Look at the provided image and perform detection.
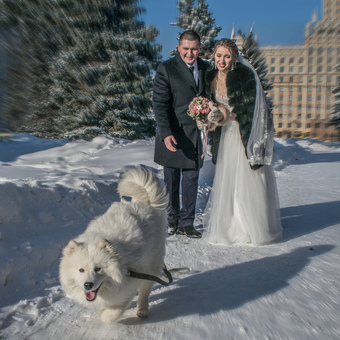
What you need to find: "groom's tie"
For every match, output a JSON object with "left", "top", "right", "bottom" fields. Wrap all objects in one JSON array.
[{"left": 189, "top": 66, "right": 198, "bottom": 87}]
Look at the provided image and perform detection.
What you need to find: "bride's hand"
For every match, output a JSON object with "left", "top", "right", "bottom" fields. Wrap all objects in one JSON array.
[
  {"left": 208, "top": 101, "right": 216, "bottom": 111},
  {"left": 208, "top": 107, "right": 223, "bottom": 123},
  {"left": 196, "top": 120, "right": 205, "bottom": 130},
  {"left": 208, "top": 105, "right": 229, "bottom": 125}
]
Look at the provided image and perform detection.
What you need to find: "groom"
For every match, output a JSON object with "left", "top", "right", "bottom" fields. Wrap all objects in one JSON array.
[{"left": 153, "top": 30, "right": 209, "bottom": 238}]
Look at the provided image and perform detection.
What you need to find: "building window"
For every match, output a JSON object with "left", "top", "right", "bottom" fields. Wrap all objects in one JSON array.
[
  {"left": 309, "top": 57, "right": 313, "bottom": 63},
  {"left": 317, "top": 95, "right": 321, "bottom": 101},
  {"left": 280, "top": 57, "right": 285, "bottom": 63},
  {"left": 307, "top": 123, "right": 311, "bottom": 128},
  {"left": 316, "top": 114, "right": 321, "bottom": 119},
  {"left": 299, "top": 57, "right": 304, "bottom": 63},
  {"left": 299, "top": 76, "right": 303, "bottom": 82},
  {"left": 297, "top": 123, "right": 302, "bottom": 128},
  {"left": 280, "top": 76, "right": 284, "bottom": 82},
  {"left": 280, "top": 66, "right": 284, "bottom": 73},
  {"left": 327, "top": 65, "right": 333, "bottom": 72},
  {"left": 309, "top": 47, "right": 314, "bottom": 54},
  {"left": 298, "top": 86, "right": 302, "bottom": 92},
  {"left": 327, "top": 86, "right": 332, "bottom": 92},
  {"left": 327, "top": 95, "right": 331, "bottom": 101},
  {"left": 318, "top": 57, "right": 323, "bottom": 63},
  {"left": 271, "top": 67, "right": 275, "bottom": 72},
  {"left": 289, "top": 86, "right": 293, "bottom": 92},
  {"left": 289, "top": 57, "right": 294, "bottom": 63},
  {"left": 328, "top": 57, "right": 333, "bottom": 63},
  {"left": 309, "top": 66, "right": 313, "bottom": 72},
  {"left": 318, "top": 66, "right": 322, "bottom": 72},
  {"left": 307, "top": 104, "right": 312, "bottom": 110},
  {"left": 298, "top": 114, "right": 302, "bottom": 119},
  {"left": 288, "top": 104, "right": 292, "bottom": 111},
  {"left": 318, "top": 47, "right": 323, "bottom": 54},
  {"left": 308, "top": 95, "right": 312, "bottom": 101},
  {"left": 271, "top": 77, "right": 275, "bottom": 82},
  {"left": 307, "top": 114, "right": 311, "bottom": 119},
  {"left": 279, "top": 104, "right": 283, "bottom": 110},
  {"left": 279, "top": 95, "right": 283, "bottom": 101},
  {"left": 288, "top": 122, "right": 292, "bottom": 128},
  {"left": 298, "top": 95, "right": 302, "bottom": 101},
  {"left": 279, "top": 114, "right": 283, "bottom": 119},
  {"left": 328, "top": 47, "right": 333, "bottom": 55},
  {"left": 288, "top": 113, "right": 292, "bottom": 119},
  {"left": 317, "top": 86, "right": 321, "bottom": 92},
  {"left": 308, "top": 86, "right": 312, "bottom": 91},
  {"left": 278, "top": 122, "right": 283, "bottom": 128},
  {"left": 318, "top": 76, "right": 322, "bottom": 82},
  {"left": 289, "top": 76, "right": 294, "bottom": 82},
  {"left": 298, "top": 104, "right": 302, "bottom": 109},
  {"left": 316, "top": 105, "right": 321, "bottom": 110},
  {"left": 308, "top": 76, "right": 313, "bottom": 82},
  {"left": 289, "top": 66, "right": 294, "bottom": 72},
  {"left": 289, "top": 95, "right": 293, "bottom": 101},
  {"left": 271, "top": 58, "right": 275, "bottom": 64},
  {"left": 280, "top": 86, "right": 284, "bottom": 92},
  {"left": 299, "top": 66, "right": 303, "bottom": 72},
  {"left": 327, "top": 76, "right": 332, "bottom": 82}
]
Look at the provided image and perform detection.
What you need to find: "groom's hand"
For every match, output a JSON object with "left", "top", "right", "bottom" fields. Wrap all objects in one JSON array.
[{"left": 164, "top": 135, "right": 177, "bottom": 152}]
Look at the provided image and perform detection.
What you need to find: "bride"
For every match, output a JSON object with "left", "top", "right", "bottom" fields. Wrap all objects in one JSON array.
[{"left": 202, "top": 38, "right": 283, "bottom": 246}]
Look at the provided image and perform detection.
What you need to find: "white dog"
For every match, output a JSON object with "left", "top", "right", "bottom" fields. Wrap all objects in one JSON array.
[{"left": 59, "top": 165, "right": 169, "bottom": 322}]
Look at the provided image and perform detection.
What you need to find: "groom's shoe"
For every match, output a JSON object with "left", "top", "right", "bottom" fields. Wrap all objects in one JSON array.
[
  {"left": 167, "top": 222, "right": 178, "bottom": 235},
  {"left": 178, "top": 225, "right": 202, "bottom": 238}
]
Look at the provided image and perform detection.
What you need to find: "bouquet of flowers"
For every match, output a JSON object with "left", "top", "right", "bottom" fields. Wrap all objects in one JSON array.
[
  {"left": 187, "top": 96, "right": 213, "bottom": 159},
  {"left": 187, "top": 96, "right": 211, "bottom": 123}
]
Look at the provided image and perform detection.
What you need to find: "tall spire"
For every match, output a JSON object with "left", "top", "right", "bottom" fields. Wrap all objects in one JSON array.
[{"left": 311, "top": 8, "right": 317, "bottom": 23}]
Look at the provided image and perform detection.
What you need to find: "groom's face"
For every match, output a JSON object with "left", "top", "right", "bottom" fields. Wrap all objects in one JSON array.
[{"left": 177, "top": 39, "right": 200, "bottom": 66}]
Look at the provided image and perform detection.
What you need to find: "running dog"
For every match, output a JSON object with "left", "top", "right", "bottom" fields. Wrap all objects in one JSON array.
[{"left": 59, "top": 165, "right": 168, "bottom": 322}]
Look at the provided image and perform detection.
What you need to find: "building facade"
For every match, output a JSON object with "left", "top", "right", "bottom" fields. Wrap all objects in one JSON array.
[{"left": 260, "top": 0, "right": 339, "bottom": 140}]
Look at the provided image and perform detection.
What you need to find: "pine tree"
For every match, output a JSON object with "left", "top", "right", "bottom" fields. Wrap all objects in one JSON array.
[
  {"left": 170, "top": 0, "right": 221, "bottom": 59},
  {"left": 329, "top": 64, "right": 340, "bottom": 139},
  {"left": 237, "top": 30, "right": 272, "bottom": 93},
  {"left": 0, "top": 0, "right": 63, "bottom": 130},
  {"left": 0, "top": 0, "right": 161, "bottom": 140}
]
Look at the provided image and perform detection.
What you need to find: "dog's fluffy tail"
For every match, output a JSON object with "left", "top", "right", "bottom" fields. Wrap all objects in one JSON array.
[{"left": 118, "top": 165, "right": 168, "bottom": 210}]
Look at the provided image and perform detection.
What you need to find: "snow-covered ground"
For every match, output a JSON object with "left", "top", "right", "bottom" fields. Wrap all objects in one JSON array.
[{"left": 0, "top": 134, "right": 339, "bottom": 340}]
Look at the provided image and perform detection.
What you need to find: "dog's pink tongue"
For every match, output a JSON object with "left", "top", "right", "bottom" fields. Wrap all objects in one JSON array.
[{"left": 85, "top": 291, "right": 96, "bottom": 301}]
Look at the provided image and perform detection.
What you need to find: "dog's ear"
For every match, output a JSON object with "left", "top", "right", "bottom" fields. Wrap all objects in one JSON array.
[
  {"left": 97, "top": 238, "right": 120, "bottom": 258},
  {"left": 63, "top": 240, "right": 81, "bottom": 255}
]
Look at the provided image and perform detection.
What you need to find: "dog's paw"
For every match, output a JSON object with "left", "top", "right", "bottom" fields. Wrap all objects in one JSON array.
[
  {"left": 137, "top": 308, "right": 148, "bottom": 319},
  {"left": 99, "top": 307, "right": 123, "bottom": 323}
]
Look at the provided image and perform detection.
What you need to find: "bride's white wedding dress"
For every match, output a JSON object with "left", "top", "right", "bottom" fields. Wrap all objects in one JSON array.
[{"left": 203, "top": 92, "right": 283, "bottom": 246}]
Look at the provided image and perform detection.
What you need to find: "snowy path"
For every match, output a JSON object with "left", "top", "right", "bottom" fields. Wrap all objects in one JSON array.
[{"left": 0, "top": 136, "right": 339, "bottom": 339}]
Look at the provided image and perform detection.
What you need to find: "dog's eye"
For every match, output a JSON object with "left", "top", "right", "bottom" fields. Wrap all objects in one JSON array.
[
  {"left": 94, "top": 267, "right": 101, "bottom": 273},
  {"left": 79, "top": 268, "right": 84, "bottom": 273}
]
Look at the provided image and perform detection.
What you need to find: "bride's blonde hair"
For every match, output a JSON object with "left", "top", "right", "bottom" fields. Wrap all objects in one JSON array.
[{"left": 210, "top": 38, "right": 239, "bottom": 65}]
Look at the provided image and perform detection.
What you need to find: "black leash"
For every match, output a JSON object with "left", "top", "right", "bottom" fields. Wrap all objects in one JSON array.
[{"left": 128, "top": 265, "right": 173, "bottom": 286}]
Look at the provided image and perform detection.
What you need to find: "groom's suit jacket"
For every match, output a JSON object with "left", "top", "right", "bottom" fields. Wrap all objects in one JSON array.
[{"left": 153, "top": 53, "right": 210, "bottom": 169}]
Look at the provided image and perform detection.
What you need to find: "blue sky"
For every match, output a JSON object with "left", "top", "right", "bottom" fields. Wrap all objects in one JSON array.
[{"left": 141, "top": 0, "right": 323, "bottom": 59}]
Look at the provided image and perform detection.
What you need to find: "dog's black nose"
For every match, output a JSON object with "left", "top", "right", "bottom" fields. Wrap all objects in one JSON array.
[{"left": 84, "top": 282, "right": 94, "bottom": 290}]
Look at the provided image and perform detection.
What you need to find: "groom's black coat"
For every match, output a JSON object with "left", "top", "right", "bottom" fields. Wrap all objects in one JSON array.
[{"left": 153, "top": 53, "right": 210, "bottom": 169}]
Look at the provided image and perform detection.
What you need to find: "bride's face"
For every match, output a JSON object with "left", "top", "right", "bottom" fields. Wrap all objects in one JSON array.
[{"left": 214, "top": 46, "right": 233, "bottom": 72}]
